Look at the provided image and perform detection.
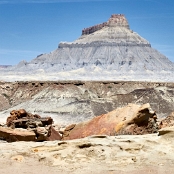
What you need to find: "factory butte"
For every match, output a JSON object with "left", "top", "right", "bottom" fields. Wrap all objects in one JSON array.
[{"left": 1, "top": 14, "right": 174, "bottom": 81}]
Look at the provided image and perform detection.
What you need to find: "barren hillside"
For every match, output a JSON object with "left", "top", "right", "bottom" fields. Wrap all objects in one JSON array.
[{"left": 0, "top": 81, "right": 174, "bottom": 125}]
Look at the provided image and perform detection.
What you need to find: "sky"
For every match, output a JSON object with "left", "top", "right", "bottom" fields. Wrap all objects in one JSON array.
[{"left": 0, "top": 0, "right": 174, "bottom": 65}]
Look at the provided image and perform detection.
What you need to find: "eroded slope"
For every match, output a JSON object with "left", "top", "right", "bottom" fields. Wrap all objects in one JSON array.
[{"left": 0, "top": 81, "right": 174, "bottom": 125}]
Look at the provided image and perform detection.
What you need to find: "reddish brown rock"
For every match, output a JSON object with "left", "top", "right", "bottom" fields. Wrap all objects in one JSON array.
[
  {"left": 9, "top": 117, "right": 53, "bottom": 129},
  {"left": 62, "top": 103, "right": 158, "bottom": 140},
  {"left": 46, "top": 126, "right": 62, "bottom": 141},
  {"left": 0, "top": 126, "right": 36, "bottom": 142},
  {"left": 63, "top": 124, "right": 76, "bottom": 137},
  {"left": 82, "top": 14, "right": 129, "bottom": 35},
  {"left": 0, "top": 125, "right": 61, "bottom": 142},
  {"left": 34, "top": 125, "right": 61, "bottom": 141},
  {"left": 82, "top": 22, "right": 107, "bottom": 35},
  {"left": 159, "top": 112, "right": 174, "bottom": 129},
  {"left": 6, "top": 109, "right": 41, "bottom": 127},
  {"left": 3, "top": 109, "right": 61, "bottom": 142}
]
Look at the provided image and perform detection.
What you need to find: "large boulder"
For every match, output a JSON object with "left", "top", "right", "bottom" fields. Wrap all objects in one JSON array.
[
  {"left": 62, "top": 103, "right": 158, "bottom": 140},
  {"left": 1, "top": 109, "right": 61, "bottom": 142},
  {"left": 6, "top": 109, "right": 41, "bottom": 127}
]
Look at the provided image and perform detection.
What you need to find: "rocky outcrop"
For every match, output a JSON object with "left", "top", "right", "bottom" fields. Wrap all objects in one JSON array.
[
  {"left": 82, "top": 14, "right": 129, "bottom": 35},
  {"left": 62, "top": 103, "right": 158, "bottom": 140},
  {"left": 108, "top": 14, "right": 129, "bottom": 28},
  {"left": 6, "top": 109, "right": 42, "bottom": 127},
  {"left": 159, "top": 112, "right": 174, "bottom": 129},
  {"left": 82, "top": 22, "right": 107, "bottom": 35},
  {"left": 0, "top": 109, "right": 61, "bottom": 142}
]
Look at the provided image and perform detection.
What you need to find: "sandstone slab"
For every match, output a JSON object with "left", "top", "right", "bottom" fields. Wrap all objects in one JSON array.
[
  {"left": 0, "top": 126, "right": 36, "bottom": 142},
  {"left": 62, "top": 103, "right": 158, "bottom": 140}
]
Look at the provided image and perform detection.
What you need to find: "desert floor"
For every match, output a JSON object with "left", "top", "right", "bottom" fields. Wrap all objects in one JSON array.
[{"left": 0, "top": 132, "right": 174, "bottom": 174}]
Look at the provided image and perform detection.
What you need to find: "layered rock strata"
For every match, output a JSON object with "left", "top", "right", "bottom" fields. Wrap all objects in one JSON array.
[
  {"left": 0, "top": 109, "right": 61, "bottom": 142},
  {"left": 7, "top": 14, "right": 173, "bottom": 79},
  {"left": 82, "top": 14, "right": 129, "bottom": 35},
  {"left": 0, "top": 81, "right": 174, "bottom": 125}
]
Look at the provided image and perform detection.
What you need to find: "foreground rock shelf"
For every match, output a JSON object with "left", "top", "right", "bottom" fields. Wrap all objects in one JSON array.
[{"left": 1, "top": 130, "right": 174, "bottom": 174}]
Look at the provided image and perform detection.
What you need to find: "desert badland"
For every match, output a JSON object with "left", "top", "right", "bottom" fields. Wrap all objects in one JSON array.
[{"left": 0, "top": 14, "right": 174, "bottom": 174}]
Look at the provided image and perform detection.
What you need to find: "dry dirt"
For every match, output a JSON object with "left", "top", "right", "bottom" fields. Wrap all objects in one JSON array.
[{"left": 0, "top": 132, "right": 174, "bottom": 174}]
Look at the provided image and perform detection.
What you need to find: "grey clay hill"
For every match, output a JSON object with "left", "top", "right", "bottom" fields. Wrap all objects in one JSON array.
[
  {"left": 23, "top": 14, "right": 174, "bottom": 71},
  {"left": 2, "top": 14, "right": 174, "bottom": 81}
]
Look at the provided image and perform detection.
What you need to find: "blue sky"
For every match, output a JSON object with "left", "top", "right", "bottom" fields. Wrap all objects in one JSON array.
[{"left": 0, "top": 0, "right": 174, "bottom": 65}]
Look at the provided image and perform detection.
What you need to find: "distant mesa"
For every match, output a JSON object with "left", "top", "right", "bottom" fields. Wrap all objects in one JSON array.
[
  {"left": 2, "top": 14, "right": 174, "bottom": 81},
  {"left": 28, "top": 14, "right": 174, "bottom": 72},
  {"left": 0, "top": 65, "right": 12, "bottom": 69}
]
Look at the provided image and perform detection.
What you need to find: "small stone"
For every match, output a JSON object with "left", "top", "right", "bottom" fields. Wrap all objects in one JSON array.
[{"left": 11, "top": 155, "right": 24, "bottom": 162}]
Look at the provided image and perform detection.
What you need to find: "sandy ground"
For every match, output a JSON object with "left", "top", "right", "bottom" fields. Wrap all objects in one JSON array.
[
  {"left": 0, "top": 71, "right": 174, "bottom": 82},
  {"left": 0, "top": 132, "right": 174, "bottom": 174}
]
